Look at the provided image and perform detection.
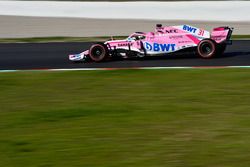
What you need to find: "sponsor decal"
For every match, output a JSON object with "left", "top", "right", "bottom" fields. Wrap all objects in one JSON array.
[
  {"left": 118, "top": 43, "right": 131, "bottom": 47},
  {"left": 213, "top": 35, "right": 227, "bottom": 39},
  {"left": 73, "top": 54, "right": 81, "bottom": 58},
  {"left": 70, "top": 54, "right": 83, "bottom": 60},
  {"left": 183, "top": 25, "right": 197, "bottom": 33},
  {"left": 144, "top": 42, "right": 176, "bottom": 52},
  {"left": 178, "top": 40, "right": 191, "bottom": 44},
  {"left": 169, "top": 35, "right": 183, "bottom": 39},
  {"left": 212, "top": 37, "right": 227, "bottom": 41},
  {"left": 165, "top": 29, "right": 178, "bottom": 33}
]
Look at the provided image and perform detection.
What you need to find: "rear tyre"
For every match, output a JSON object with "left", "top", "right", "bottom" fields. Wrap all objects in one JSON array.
[
  {"left": 89, "top": 43, "right": 108, "bottom": 62},
  {"left": 197, "top": 39, "right": 217, "bottom": 59},
  {"left": 216, "top": 44, "right": 227, "bottom": 56}
]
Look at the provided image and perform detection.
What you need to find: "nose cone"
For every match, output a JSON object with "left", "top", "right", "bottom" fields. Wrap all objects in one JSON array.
[
  {"left": 69, "top": 54, "right": 77, "bottom": 60},
  {"left": 69, "top": 53, "right": 84, "bottom": 61}
]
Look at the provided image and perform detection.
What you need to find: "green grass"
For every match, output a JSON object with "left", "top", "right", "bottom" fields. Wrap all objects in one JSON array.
[
  {"left": 0, "top": 35, "right": 248, "bottom": 43},
  {"left": 232, "top": 35, "right": 250, "bottom": 39},
  {"left": 0, "top": 69, "right": 250, "bottom": 167}
]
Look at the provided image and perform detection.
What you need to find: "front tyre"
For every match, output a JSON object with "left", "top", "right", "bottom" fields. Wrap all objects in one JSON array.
[
  {"left": 89, "top": 43, "right": 108, "bottom": 62},
  {"left": 197, "top": 39, "right": 217, "bottom": 59}
]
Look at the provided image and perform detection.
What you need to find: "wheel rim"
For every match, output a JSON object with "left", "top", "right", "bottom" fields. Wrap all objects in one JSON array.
[
  {"left": 92, "top": 47, "right": 104, "bottom": 58},
  {"left": 90, "top": 45, "right": 106, "bottom": 61},
  {"left": 200, "top": 43, "right": 212, "bottom": 56}
]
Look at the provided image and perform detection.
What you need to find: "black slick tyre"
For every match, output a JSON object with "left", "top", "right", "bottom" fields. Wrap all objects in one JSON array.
[
  {"left": 216, "top": 44, "right": 227, "bottom": 56},
  {"left": 197, "top": 39, "right": 217, "bottom": 59},
  {"left": 89, "top": 43, "right": 108, "bottom": 62}
]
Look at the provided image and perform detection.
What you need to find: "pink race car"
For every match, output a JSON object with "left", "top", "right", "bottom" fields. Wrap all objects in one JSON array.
[{"left": 69, "top": 24, "right": 233, "bottom": 62}]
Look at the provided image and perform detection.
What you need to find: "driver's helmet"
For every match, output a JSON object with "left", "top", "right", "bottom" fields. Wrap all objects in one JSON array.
[{"left": 155, "top": 24, "right": 164, "bottom": 33}]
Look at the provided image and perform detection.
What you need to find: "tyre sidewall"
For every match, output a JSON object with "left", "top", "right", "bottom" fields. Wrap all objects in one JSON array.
[
  {"left": 89, "top": 43, "right": 108, "bottom": 62},
  {"left": 216, "top": 44, "right": 226, "bottom": 56},
  {"left": 197, "top": 39, "right": 217, "bottom": 59}
]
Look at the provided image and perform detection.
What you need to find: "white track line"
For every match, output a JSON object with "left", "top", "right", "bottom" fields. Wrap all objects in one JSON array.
[{"left": 1, "top": 66, "right": 250, "bottom": 73}]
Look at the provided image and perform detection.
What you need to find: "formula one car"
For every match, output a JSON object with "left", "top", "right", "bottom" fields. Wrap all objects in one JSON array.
[{"left": 69, "top": 24, "right": 233, "bottom": 62}]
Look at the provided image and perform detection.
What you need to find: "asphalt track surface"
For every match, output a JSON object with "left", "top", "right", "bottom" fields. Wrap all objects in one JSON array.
[{"left": 0, "top": 40, "right": 250, "bottom": 70}]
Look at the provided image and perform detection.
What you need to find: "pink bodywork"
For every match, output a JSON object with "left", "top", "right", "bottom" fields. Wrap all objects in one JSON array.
[
  {"left": 211, "top": 27, "right": 231, "bottom": 43},
  {"left": 69, "top": 25, "right": 232, "bottom": 61},
  {"left": 105, "top": 25, "right": 230, "bottom": 55}
]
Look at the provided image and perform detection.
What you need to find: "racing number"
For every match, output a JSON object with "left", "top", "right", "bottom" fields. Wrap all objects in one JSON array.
[{"left": 198, "top": 29, "right": 205, "bottom": 36}]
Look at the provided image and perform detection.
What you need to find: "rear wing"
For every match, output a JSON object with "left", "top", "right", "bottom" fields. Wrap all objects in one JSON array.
[{"left": 211, "top": 27, "right": 234, "bottom": 45}]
